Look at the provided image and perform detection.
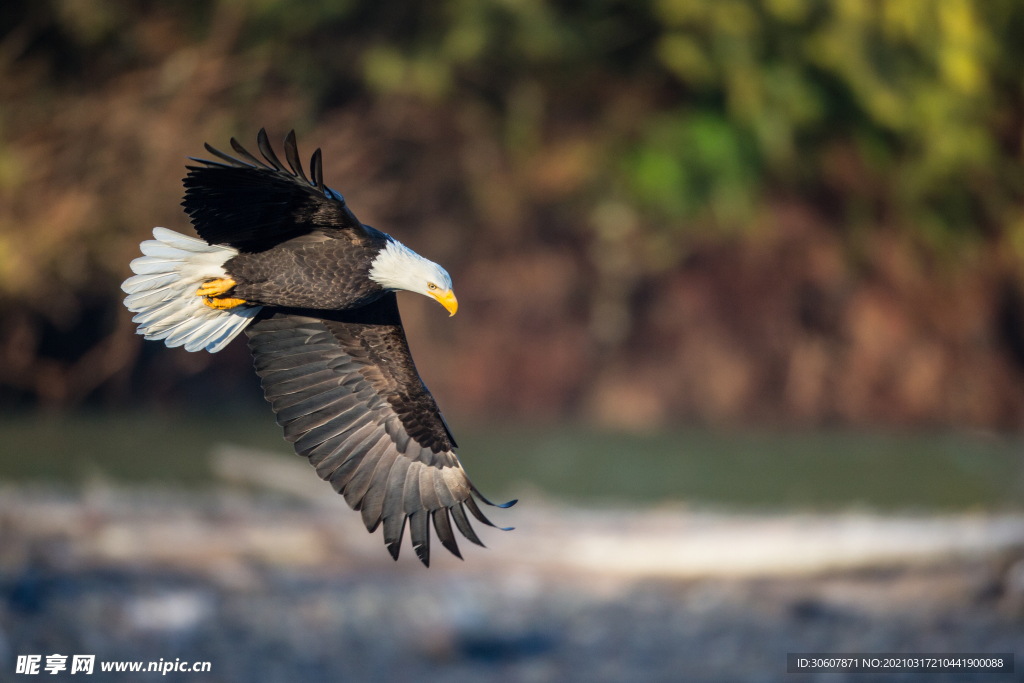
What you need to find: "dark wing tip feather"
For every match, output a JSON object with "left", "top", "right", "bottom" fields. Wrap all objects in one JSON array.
[
  {"left": 450, "top": 503, "right": 485, "bottom": 547},
  {"left": 185, "top": 156, "right": 234, "bottom": 169},
  {"left": 465, "top": 496, "right": 515, "bottom": 531},
  {"left": 432, "top": 508, "right": 463, "bottom": 560},
  {"left": 230, "top": 137, "right": 271, "bottom": 169},
  {"left": 384, "top": 514, "right": 406, "bottom": 561},
  {"left": 311, "top": 148, "right": 324, "bottom": 192},
  {"left": 256, "top": 127, "right": 287, "bottom": 172},
  {"left": 192, "top": 132, "right": 323, "bottom": 190},
  {"left": 283, "top": 130, "right": 310, "bottom": 184},
  {"left": 409, "top": 510, "right": 431, "bottom": 567},
  {"left": 469, "top": 482, "right": 518, "bottom": 509},
  {"left": 201, "top": 142, "right": 251, "bottom": 168}
]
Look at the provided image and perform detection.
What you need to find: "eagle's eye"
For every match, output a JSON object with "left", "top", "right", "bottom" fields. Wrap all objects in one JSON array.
[{"left": 428, "top": 283, "right": 438, "bottom": 291}]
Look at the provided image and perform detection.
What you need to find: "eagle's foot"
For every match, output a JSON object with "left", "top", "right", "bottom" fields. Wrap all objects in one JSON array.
[
  {"left": 196, "top": 278, "right": 236, "bottom": 298},
  {"left": 203, "top": 296, "right": 247, "bottom": 310}
]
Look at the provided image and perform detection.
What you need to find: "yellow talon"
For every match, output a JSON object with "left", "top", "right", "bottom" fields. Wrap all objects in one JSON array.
[
  {"left": 196, "top": 278, "right": 237, "bottom": 298},
  {"left": 203, "top": 296, "right": 247, "bottom": 310}
]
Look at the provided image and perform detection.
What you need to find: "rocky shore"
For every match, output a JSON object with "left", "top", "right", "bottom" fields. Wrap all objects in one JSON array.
[{"left": 3, "top": 470, "right": 1024, "bottom": 682}]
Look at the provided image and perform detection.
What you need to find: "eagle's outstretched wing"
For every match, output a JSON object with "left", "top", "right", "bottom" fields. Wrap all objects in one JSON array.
[
  {"left": 183, "top": 129, "right": 365, "bottom": 252},
  {"left": 245, "top": 293, "right": 514, "bottom": 566}
]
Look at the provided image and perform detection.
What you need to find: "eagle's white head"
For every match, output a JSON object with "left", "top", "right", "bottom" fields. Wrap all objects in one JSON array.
[{"left": 368, "top": 238, "right": 458, "bottom": 316}]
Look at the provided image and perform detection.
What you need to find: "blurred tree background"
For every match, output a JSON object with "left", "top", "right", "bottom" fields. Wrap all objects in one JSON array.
[{"left": 2, "top": 0, "right": 1024, "bottom": 429}]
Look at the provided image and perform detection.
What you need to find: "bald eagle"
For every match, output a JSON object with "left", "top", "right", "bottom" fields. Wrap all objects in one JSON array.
[{"left": 121, "top": 129, "right": 514, "bottom": 566}]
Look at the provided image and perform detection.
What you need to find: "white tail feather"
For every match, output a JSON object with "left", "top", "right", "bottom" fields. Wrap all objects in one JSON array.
[{"left": 122, "top": 228, "right": 261, "bottom": 353}]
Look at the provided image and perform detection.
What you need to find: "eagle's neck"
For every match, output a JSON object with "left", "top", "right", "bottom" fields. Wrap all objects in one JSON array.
[{"left": 368, "top": 238, "right": 439, "bottom": 293}]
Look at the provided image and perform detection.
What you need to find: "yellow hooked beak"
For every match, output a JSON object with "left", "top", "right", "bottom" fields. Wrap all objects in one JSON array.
[{"left": 430, "top": 288, "right": 458, "bottom": 316}]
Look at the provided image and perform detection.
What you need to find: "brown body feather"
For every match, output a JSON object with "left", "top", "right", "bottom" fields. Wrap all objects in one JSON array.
[{"left": 225, "top": 231, "right": 389, "bottom": 310}]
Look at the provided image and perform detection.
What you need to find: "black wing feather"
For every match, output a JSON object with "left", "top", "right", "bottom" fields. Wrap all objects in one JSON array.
[
  {"left": 311, "top": 149, "right": 324, "bottom": 192},
  {"left": 382, "top": 457, "right": 411, "bottom": 523},
  {"left": 383, "top": 513, "right": 406, "bottom": 560},
  {"left": 432, "top": 508, "right": 462, "bottom": 559},
  {"left": 283, "top": 130, "right": 310, "bottom": 184},
  {"left": 246, "top": 295, "right": 514, "bottom": 566},
  {"left": 465, "top": 496, "right": 514, "bottom": 531},
  {"left": 202, "top": 142, "right": 249, "bottom": 168},
  {"left": 230, "top": 137, "right": 270, "bottom": 169},
  {"left": 360, "top": 447, "right": 401, "bottom": 531},
  {"left": 343, "top": 437, "right": 391, "bottom": 508},
  {"left": 183, "top": 128, "right": 364, "bottom": 252},
  {"left": 408, "top": 509, "right": 430, "bottom": 567},
  {"left": 257, "top": 127, "right": 287, "bottom": 172},
  {"left": 451, "top": 503, "right": 485, "bottom": 547}
]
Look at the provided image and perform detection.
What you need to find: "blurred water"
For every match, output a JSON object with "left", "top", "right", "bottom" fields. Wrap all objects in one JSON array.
[{"left": 1, "top": 413, "right": 1022, "bottom": 511}]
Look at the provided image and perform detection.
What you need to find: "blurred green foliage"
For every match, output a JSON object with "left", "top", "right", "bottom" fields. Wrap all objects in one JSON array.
[
  {"left": 219, "top": 0, "right": 1024, "bottom": 248},
  {"left": 4, "top": 0, "right": 1024, "bottom": 419},
  {"left": 8, "top": 0, "right": 1024, "bottom": 253}
]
